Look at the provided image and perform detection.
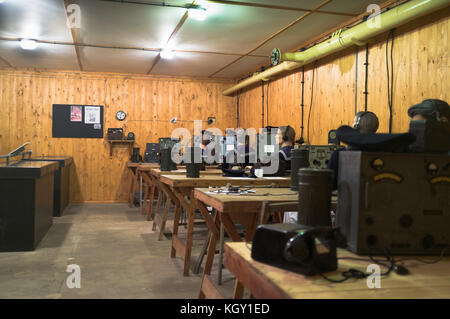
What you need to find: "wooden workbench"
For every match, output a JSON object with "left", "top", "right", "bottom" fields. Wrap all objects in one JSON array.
[
  {"left": 194, "top": 187, "right": 298, "bottom": 299},
  {"left": 138, "top": 167, "right": 223, "bottom": 239},
  {"left": 159, "top": 175, "right": 291, "bottom": 276},
  {"left": 126, "top": 162, "right": 159, "bottom": 208},
  {"left": 225, "top": 242, "right": 450, "bottom": 299}
]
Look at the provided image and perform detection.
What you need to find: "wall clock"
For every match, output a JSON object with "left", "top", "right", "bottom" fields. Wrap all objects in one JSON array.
[{"left": 116, "top": 110, "right": 126, "bottom": 121}]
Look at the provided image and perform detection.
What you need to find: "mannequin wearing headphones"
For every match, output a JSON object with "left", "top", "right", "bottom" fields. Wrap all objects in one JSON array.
[
  {"left": 277, "top": 125, "right": 296, "bottom": 173},
  {"left": 328, "top": 111, "right": 380, "bottom": 189},
  {"left": 352, "top": 111, "right": 379, "bottom": 133}
]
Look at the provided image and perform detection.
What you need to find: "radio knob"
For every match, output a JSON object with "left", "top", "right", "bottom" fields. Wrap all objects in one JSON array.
[
  {"left": 366, "top": 235, "right": 378, "bottom": 247},
  {"left": 426, "top": 162, "right": 438, "bottom": 174},
  {"left": 422, "top": 235, "right": 435, "bottom": 249},
  {"left": 371, "top": 158, "right": 384, "bottom": 170},
  {"left": 399, "top": 215, "right": 413, "bottom": 228}
]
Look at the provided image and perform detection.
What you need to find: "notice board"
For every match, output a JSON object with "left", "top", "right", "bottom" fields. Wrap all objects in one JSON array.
[{"left": 52, "top": 104, "right": 104, "bottom": 138}]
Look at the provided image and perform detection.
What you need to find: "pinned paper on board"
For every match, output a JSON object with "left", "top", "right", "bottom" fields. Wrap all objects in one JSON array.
[
  {"left": 70, "top": 106, "right": 82, "bottom": 122},
  {"left": 84, "top": 106, "right": 100, "bottom": 124}
]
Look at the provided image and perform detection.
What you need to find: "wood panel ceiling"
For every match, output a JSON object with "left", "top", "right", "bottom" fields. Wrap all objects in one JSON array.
[{"left": 0, "top": 0, "right": 385, "bottom": 79}]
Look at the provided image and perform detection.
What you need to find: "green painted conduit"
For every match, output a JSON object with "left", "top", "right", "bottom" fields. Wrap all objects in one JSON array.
[{"left": 223, "top": 0, "right": 450, "bottom": 96}]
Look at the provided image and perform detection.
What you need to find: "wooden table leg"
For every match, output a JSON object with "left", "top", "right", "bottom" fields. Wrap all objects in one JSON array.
[
  {"left": 218, "top": 223, "right": 225, "bottom": 285},
  {"left": 183, "top": 190, "right": 196, "bottom": 276},
  {"left": 152, "top": 181, "right": 180, "bottom": 240},
  {"left": 171, "top": 187, "right": 208, "bottom": 277},
  {"left": 233, "top": 280, "right": 245, "bottom": 299},
  {"left": 171, "top": 189, "right": 191, "bottom": 271},
  {"left": 198, "top": 213, "right": 220, "bottom": 299},
  {"left": 140, "top": 172, "right": 153, "bottom": 216},
  {"left": 127, "top": 167, "right": 137, "bottom": 208},
  {"left": 152, "top": 191, "right": 164, "bottom": 231},
  {"left": 220, "top": 213, "right": 247, "bottom": 299},
  {"left": 147, "top": 182, "right": 156, "bottom": 221},
  {"left": 157, "top": 196, "right": 172, "bottom": 240},
  {"left": 141, "top": 184, "right": 149, "bottom": 215},
  {"left": 171, "top": 201, "right": 181, "bottom": 258}
]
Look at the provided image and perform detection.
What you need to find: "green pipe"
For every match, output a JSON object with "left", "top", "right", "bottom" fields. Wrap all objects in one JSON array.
[
  {"left": 273, "top": 0, "right": 450, "bottom": 65},
  {"left": 223, "top": 0, "right": 450, "bottom": 96}
]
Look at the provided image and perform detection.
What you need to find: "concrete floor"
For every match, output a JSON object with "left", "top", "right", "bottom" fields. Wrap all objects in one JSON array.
[{"left": 0, "top": 203, "right": 238, "bottom": 299}]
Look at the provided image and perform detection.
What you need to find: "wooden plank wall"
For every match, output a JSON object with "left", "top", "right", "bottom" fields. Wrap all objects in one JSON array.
[
  {"left": 237, "top": 9, "right": 449, "bottom": 145},
  {"left": 0, "top": 70, "right": 236, "bottom": 202}
]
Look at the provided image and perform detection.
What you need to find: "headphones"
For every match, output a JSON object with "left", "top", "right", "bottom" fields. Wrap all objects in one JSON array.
[
  {"left": 282, "top": 125, "right": 292, "bottom": 142},
  {"left": 353, "top": 111, "right": 373, "bottom": 130}
]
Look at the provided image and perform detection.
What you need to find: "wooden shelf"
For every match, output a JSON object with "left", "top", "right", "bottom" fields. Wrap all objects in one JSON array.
[{"left": 106, "top": 139, "right": 134, "bottom": 157}]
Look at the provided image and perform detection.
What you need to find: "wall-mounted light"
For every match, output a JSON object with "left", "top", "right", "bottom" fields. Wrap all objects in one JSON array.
[
  {"left": 160, "top": 49, "right": 174, "bottom": 59},
  {"left": 187, "top": 6, "right": 207, "bottom": 21},
  {"left": 20, "top": 39, "right": 38, "bottom": 50}
]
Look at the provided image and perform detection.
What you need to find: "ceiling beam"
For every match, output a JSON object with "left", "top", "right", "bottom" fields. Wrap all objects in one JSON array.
[
  {"left": 63, "top": 0, "right": 84, "bottom": 71},
  {"left": 147, "top": 10, "right": 189, "bottom": 74},
  {"left": 206, "top": 0, "right": 357, "bottom": 17},
  {"left": 208, "top": 0, "right": 334, "bottom": 78},
  {"left": 0, "top": 55, "right": 13, "bottom": 68},
  {"left": 0, "top": 36, "right": 267, "bottom": 58},
  {"left": 233, "top": 0, "right": 404, "bottom": 81}
]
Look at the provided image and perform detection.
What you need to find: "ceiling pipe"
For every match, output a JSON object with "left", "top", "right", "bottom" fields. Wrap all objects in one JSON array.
[{"left": 223, "top": 0, "right": 450, "bottom": 96}]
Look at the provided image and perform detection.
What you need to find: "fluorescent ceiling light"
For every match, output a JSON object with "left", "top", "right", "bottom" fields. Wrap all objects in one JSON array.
[
  {"left": 160, "top": 49, "right": 174, "bottom": 59},
  {"left": 20, "top": 39, "right": 38, "bottom": 50},
  {"left": 188, "top": 7, "right": 207, "bottom": 21}
]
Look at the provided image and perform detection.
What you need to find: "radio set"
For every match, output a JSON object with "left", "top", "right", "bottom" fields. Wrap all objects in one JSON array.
[
  {"left": 303, "top": 144, "right": 343, "bottom": 169},
  {"left": 107, "top": 128, "right": 123, "bottom": 140},
  {"left": 337, "top": 151, "right": 450, "bottom": 255},
  {"left": 291, "top": 144, "right": 343, "bottom": 190},
  {"left": 159, "top": 137, "right": 179, "bottom": 171},
  {"left": 107, "top": 128, "right": 135, "bottom": 141},
  {"left": 144, "top": 143, "right": 160, "bottom": 163}
]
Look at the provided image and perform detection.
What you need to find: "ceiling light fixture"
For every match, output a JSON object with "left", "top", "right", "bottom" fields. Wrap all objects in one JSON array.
[
  {"left": 160, "top": 49, "right": 174, "bottom": 59},
  {"left": 187, "top": 6, "right": 208, "bottom": 21},
  {"left": 20, "top": 39, "right": 38, "bottom": 50}
]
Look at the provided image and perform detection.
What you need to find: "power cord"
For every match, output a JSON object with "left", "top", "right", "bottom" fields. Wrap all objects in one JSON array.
[
  {"left": 307, "top": 60, "right": 318, "bottom": 144},
  {"left": 319, "top": 249, "right": 396, "bottom": 283},
  {"left": 386, "top": 29, "right": 395, "bottom": 133}
]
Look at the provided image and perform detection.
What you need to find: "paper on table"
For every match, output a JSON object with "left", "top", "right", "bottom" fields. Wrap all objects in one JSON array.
[
  {"left": 226, "top": 177, "right": 250, "bottom": 180},
  {"left": 260, "top": 177, "right": 288, "bottom": 180}
]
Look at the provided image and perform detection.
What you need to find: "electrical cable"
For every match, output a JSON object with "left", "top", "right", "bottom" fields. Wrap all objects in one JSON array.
[
  {"left": 296, "top": 66, "right": 305, "bottom": 144},
  {"left": 300, "top": 66, "right": 305, "bottom": 142},
  {"left": 319, "top": 249, "right": 395, "bottom": 283},
  {"left": 386, "top": 29, "right": 395, "bottom": 133},
  {"left": 261, "top": 81, "right": 265, "bottom": 128},
  {"left": 266, "top": 81, "right": 270, "bottom": 127},
  {"left": 236, "top": 89, "right": 240, "bottom": 128},
  {"left": 307, "top": 60, "right": 318, "bottom": 144},
  {"left": 364, "top": 43, "right": 369, "bottom": 112},
  {"left": 355, "top": 45, "right": 358, "bottom": 115}
]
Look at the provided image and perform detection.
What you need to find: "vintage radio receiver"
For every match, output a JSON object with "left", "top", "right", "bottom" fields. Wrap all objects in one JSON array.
[
  {"left": 159, "top": 138, "right": 179, "bottom": 171},
  {"left": 299, "top": 144, "right": 343, "bottom": 169},
  {"left": 144, "top": 143, "right": 159, "bottom": 163},
  {"left": 337, "top": 151, "right": 450, "bottom": 255},
  {"left": 107, "top": 128, "right": 123, "bottom": 140}
]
